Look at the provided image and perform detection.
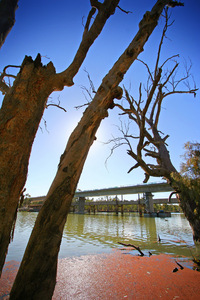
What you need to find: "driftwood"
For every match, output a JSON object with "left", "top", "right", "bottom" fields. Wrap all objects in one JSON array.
[
  {"left": 172, "top": 267, "right": 178, "bottom": 273},
  {"left": 175, "top": 260, "right": 184, "bottom": 270},
  {"left": 118, "top": 242, "right": 145, "bottom": 256}
]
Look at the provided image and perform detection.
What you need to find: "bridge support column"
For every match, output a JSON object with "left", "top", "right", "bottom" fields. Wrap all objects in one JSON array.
[
  {"left": 78, "top": 197, "right": 85, "bottom": 214},
  {"left": 138, "top": 202, "right": 143, "bottom": 217},
  {"left": 115, "top": 199, "right": 119, "bottom": 215},
  {"left": 144, "top": 192, "right": 154, "bottom": 213}
]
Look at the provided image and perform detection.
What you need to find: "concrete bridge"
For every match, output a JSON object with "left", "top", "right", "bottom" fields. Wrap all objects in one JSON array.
[
  {"left": 74, "top": 182, "right": 173, "bottom": 198},
  {"left": 29, "top": 182, "right": 176, "bottom": 215},
  {"left": 72, "top": 197, "right": 178, "bottom": 215},
  {"left": 73, "top": 182, "right": 176, "bottom": 215}
]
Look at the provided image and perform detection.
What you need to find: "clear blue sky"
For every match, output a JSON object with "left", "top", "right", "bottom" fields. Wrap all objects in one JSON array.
[{"left": 0, "top": 0, "right": 199, "bottom": 198}]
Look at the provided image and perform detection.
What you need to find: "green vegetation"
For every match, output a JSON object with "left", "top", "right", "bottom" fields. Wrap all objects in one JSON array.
[
  {"left": 180, "top": 142, "right": 200, "bottom": 179},
  {"left": 22, "top": 194, "right": 32, "bottom": 206},
  {"left": 172, "top": 142, "right": 200, "bottom": 219},
  {"left": 154, "top": 204, "right": 181, "bottom": 213}
]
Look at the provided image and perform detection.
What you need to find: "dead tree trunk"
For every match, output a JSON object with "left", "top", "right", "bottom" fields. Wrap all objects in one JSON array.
[
  {"left": 0, "top": 55, "right": 56, "bottom": 274},
  {"left": 169, "top": 177, "right": 200, "bottom": 242},
  {"left": 150, "top": 128, "right": 200, "bottom": 242},
  {"left": 151, "top": 128, "right": 200, "bottom": 242},
  {"left": 0, "top": 0, "right": 18, "bottom": 48},
  {"left": 0, "top": 0, "right": 121, "bottom": 275},
  {"left": 9, "top": 1, "right": 183, "bottom": 298}
]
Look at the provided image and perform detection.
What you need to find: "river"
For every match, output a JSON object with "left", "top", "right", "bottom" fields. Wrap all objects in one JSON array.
[{"left": 6, "top": 212, "right": 199, "bottom": 262}]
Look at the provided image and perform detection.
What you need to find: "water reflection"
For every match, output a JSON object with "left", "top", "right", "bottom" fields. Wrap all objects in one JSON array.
[{"left": 6, "top": 212, "right": 199, "bottom": 262}]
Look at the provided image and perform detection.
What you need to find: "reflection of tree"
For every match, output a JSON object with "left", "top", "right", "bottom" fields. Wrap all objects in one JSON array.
[
  {"left": 142, "top": 216, "right": 157, "bottom": 242},
  {"left": 63, "top": 213, "right": 192, "bottom": 257},
  {"left": 63, "top": 214, "right": 85, "bottom": 239}
]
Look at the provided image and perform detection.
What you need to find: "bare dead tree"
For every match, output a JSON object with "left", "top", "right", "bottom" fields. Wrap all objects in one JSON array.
[
  {"left": 9, "top": 2, "right": 184, "bottom": 299},
  {"left": 108, "top": 8, "right": 200, "bottom": 241}
]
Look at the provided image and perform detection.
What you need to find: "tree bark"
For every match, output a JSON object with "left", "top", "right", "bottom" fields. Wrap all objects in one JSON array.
[
  {"left": 0, "top": 0, "right": 120, "bottom": 274},
  {"left": 0, "top": 0, "right": 18, "bottom": 49},
  {"left": 169, "top": 177, "right": 200, "bottom": 242},
  {"left": 0, "top": 55, "right": 56, "bottom": 274},
  {"left": 145, "top": 128, "right": 200, "bottom": 242},
  {"left": 9, "top": 1, "right": 175, "bottom": 298}
]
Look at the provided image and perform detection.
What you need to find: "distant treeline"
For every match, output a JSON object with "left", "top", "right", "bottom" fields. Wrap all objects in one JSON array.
[{"left": 84, "top": 202, "right": 182, "bottom": 213}]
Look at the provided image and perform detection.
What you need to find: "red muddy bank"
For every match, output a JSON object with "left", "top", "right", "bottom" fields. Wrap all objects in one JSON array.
[{"left": 0, "top": 251, "right": 200, "bottom": 299}]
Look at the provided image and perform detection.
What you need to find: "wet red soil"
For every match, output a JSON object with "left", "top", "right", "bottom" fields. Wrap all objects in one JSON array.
[{"left": 1, "top": 251, "right": 200, "bottom": 299}]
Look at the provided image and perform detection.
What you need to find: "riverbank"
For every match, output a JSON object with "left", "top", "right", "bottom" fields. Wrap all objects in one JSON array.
[{"left": 1, "top": 250, "right": 200, "bottom": 299}]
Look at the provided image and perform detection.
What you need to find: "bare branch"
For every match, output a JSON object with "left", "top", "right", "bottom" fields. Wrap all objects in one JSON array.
[
  {"left": 75, "top": 103, "right": 90, "bottom": 110},
  {"left": 125, "top": 134, "right": 139, "bottom": 140},
  {"left": 0, "top": 64, "right": 21, "bottom": 93},
  {"left": 135, "top": 68, "right": 162, "bottom": 156},
  {"left": 160, "top": 54, "right": 179, "bottom": 68},
  {"left": 55, "top": 0, "right": 120, "bottom": 87},
  {"left": 143, "top": 68, "right": 162, "bottom": 116},
  {"left": 80, "top": 85, "right": 93, "bottom": 102},
  {"left": 162, "top": 134, "right": 169, "bottom": 143},
  {"left": 3, "top": 64, "right": 21, "bottom": 74},
  {"left": 84, "top": 69, "right": 96, "bottom": 93},
  {"left": 39, "top": 118, "right": 49, "bottom": 134},
  {"left": 46, "top": 103, "right": 67, "bottom": 112},
  {"left": 46, "top": 96, "right": 67, "bottom": 112},
  {"left": 154, "top": 7, "right": 169, "bottom": 78},
  {"left": 144, "top": 148, "right": 160, "bottom": 158},
  {"left": 3, "top": 73, "right": 17, "bottom": 79},
  {"left": 164, "top": 88, "right": 198, "bottom": 98},
  {"left": 162, "top": 62, "right": 179, "bottom": 87},
  {"left": 117, "top": 6, "right": 132, "bottom": 14},
  {"left": 143, "top": 173, "right": 150, "bottom": 183},
  {"left": 166, "top": 1, "right": 184, "bottom": 8},
  {"left": 127, "top": 163, "right": 140, "bottom": 173},
  {"left": 136, "top": 58, "right": 153, "bottom": 82},
  {"left": 75, "top": 69, "right": 96, "bottom": 109},
  {"left": 105, "top": 137, "right": 128, "bottom": 167},
  {"left": 154, "top": 86, "right": 163, "bottom": 128}
]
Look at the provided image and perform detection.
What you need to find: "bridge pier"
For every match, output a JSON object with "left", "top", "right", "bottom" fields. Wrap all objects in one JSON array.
[
  {"left": 144, "top": 192, "right": 154, "bottom": 213},
  {"left": 78, "top": 197, "right": 86, "bottom": 214}
]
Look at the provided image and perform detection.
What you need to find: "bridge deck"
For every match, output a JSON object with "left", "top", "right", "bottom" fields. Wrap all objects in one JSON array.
[{"left": 74, "top": 182, "right": 173, "bottom": 197}]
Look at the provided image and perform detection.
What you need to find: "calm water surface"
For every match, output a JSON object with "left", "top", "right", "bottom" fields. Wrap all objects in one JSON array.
[{"left": 6, "top": 212, "right": 199, "bottom": 262}]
